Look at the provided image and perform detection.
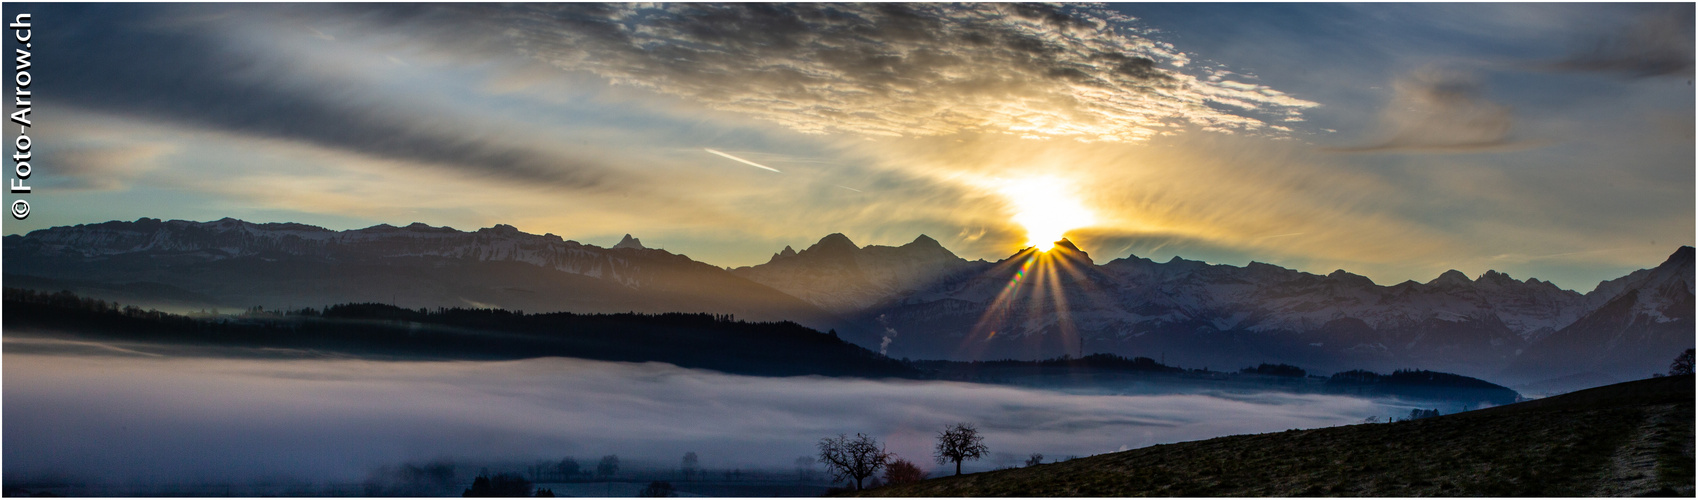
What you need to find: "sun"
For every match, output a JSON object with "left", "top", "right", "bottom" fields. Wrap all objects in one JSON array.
[{"left": 997, "top": 177, "right": 1096, "bottom": 251}]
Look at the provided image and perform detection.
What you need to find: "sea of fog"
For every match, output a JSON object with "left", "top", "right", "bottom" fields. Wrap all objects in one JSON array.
[{"left": 5, "top": 338, "right": 1405, "bottom": 492}]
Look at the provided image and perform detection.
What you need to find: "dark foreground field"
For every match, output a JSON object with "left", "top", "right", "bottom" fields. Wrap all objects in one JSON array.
[{"left": 858, "top": 375, "right": 1695, "bottom": 497}]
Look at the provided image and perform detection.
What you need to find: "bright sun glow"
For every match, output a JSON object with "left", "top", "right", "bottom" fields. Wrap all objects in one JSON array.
[{"left": 998, "top": 177, "right": 1097, "bottom": 251}]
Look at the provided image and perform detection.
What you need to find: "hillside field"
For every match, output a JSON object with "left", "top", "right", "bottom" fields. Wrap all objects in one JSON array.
[{"left": 857, "top": 375, "right": 1695, "bottom": 497}]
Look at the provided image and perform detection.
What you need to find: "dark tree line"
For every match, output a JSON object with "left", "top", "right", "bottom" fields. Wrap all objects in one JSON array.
[
  {"left": 4, "top": 288, "right": 917, "bottom": 379},
  {"left": 1240, "top": 363, "right": 1307, "bottom": 378},
  {"left": 462, "top": 473, "right": 533, "bottom": 497},
  {"left": 1325, "top": 369, "right": 1519, "bottom": 405},
  {"left": 915, "top": 353, "right": 1185, "bottom": 375}
]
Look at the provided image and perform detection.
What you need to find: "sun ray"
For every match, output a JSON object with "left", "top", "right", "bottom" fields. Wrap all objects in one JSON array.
[
  {"left": 997, "top": 177, "right": 1096, "bottom": 251},
  {"left": 963, "top": 240, "right": 1097, "bottom": 361}
]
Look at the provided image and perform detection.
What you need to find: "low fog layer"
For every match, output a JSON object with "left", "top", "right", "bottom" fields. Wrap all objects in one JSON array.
[{"left": 5, "top": 343, "right": 1387, "bottom": 486}]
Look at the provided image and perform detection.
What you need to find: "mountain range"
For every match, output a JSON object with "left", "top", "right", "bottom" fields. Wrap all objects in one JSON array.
[
  {"left": 2, "top": 217, "right": 833, "bottom": 327},
  {"left": 5, "top": 218, "right": 1692, "bottom": 388}
]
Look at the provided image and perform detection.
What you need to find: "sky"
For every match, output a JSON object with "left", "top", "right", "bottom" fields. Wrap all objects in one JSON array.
[{"left": 6, "top": 3, "right": 1693, "bottom": 292}]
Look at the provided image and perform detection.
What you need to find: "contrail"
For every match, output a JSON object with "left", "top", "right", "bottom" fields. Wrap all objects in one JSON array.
[
  {"left": 704, "top": 148, "right": 782, "bottom": 173},
  {"left": 835, "top": 185, "right": 863, "bottom": 193}
]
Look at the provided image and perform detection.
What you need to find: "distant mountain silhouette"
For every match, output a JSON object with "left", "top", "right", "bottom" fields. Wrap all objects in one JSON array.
[
  {"left": 751, "top": 235, "right": 1690, "bottom": 385},
  {"left": 5, "top": 217, "right": 1691, "bottom": 387},
  {"left": 1504, "top": 247, "right": 1694, "bottom": 383},
  {"left": 730, "top": 233, "right": 982, "bottom": 314},
  {"left": 3, "top": 218, "right": 836, "bottom": 328},
  {"left": 612, "top": 234, "right": 646, "bottom": 250}
]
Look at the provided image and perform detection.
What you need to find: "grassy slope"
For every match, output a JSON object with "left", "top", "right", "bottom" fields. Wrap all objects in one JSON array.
[{"left": 858, "top": 375, "right": 1695, "bottom": 497}]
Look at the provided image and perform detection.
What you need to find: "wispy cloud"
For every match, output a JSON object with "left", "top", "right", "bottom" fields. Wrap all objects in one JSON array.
[
  {"left": 1323, "top": 69, "right": 1526, "bottom": 153},
  {"left": 43, "top": 142, "right": 173, "bottom": 192},
  {"left": 358, "top": 4, "right": 1318, "bottom": 143}
]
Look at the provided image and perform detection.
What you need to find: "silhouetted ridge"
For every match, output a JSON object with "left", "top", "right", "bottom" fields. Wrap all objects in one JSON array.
[
  {"left": 1324, "top": 369, "right": 1518, "bottom": 405},
  {"left": 3, "top": 288, "right": 915, "bottom": 379},
  {"left": 1428, "top": 269, "right": 1472, "bottom": 286},
  {"left": 807, "top": 233, "right": 859, "bottom": 252},
  {"left": 904, "top": 234, "right": 943, "bottom": 249}
]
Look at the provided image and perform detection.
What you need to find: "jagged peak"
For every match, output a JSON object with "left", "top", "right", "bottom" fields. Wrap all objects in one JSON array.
[
  {"left": 1049, "top": 238, "right": 1093, "bottom": 265},
  {"left": 1477, "top": 270, "right": 1516, "bottom": 284},
  {"left": 613, "top": 234, "right": 646, "bottom": 250},
  {"left": 904, "top": 234, "right": 943, "bottom": 249},
  {"left": 767, "top": 244, "right": 799, "bottom": 264},
  {"left": 1106, "top": 252, "right": 1157, "bottom": 266},
  {"left": 1665, "top": 245, "right": 1694, "bottom": 267}
]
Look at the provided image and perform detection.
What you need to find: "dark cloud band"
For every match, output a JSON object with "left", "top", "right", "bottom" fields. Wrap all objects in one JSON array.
[{"left": 30, "top": 4, "right": 623, "bottom": 191}]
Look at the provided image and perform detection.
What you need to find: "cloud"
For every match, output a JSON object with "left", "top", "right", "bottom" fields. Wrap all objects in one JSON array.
[
  {"left": 31, "top": 4, "right": 631, "bottom": 193},
  {"left": 42, "top": 143, "right": 173, "bottom": 191},
  {"left": 4, "top": 350, "right": 1385, "bottom": 487},
  {"left": 1539, "top": 5, "right": 1695, "bottom": 78},
  {"left": 351, "top": 4, "right": 1317, "bottom": 143},
  {"left": 1323, "top": 69, "right": 1527, "bottom": 153}
]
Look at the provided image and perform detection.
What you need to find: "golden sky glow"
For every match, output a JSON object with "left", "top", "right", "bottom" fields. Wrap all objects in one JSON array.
[
  {"left": 996, "top": 177, "right": 1098, "bottom": 252},
  {"left": 12, "top": 3, "right": 1694, "bottom": 292}
]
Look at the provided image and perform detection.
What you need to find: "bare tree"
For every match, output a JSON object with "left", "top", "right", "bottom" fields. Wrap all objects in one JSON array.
[
  {"left": 934, "top": 423, "right": 989, "bottom": 476},
  {"left": 597, "top": 455, "right": 620, "bottom": 479},
  {"left": 817, "top": 433, "right": 891, "bottom": 491},
  {"left": 1025, "top": 453, "right": 1044, "bottom": 467},
  {"left": 556, "top": 457, "right": 580, "bottom": 480},
  {"left": 1672, "top": 348, "right": 1694, "bottom": 376},
  {"left": 681, "top": 452, "right": 700, "bottom": 481}
]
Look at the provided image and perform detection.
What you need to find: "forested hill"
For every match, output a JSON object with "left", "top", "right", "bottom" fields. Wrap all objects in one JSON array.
[
  {"left": 4, "top": 288, "right": 1525, "bottom": 402},
  {"left": 2, "top": 288, "right": 918, "bottom": 379}
]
